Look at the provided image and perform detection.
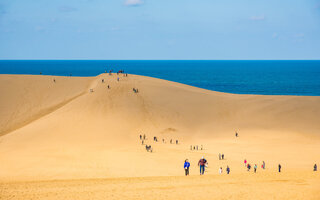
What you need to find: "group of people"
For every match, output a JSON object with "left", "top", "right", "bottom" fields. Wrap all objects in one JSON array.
[
  {"left": 184, "top": 157, "right": 230, "bottom": 176},
  {"left": 140, "top": 134, "right": 180, "bottom": 153},
  {"left": 133, "top": 88, "right": 139, "bottom": 93},
  {"left": 219, "top": 153, "right": 225, "bottom": 160},
  {"left": 190, "top": 145, "right": 203, "bottom": 151},
  {"left": 244, "top": 159, "right": 266, "bottom": 173}
]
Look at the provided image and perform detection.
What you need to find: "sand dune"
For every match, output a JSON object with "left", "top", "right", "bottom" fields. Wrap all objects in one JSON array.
[{"left": 0, "top": 73, "right": 319, "bottom": 199}]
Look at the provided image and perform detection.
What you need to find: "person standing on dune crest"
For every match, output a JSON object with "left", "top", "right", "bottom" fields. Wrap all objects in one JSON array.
[{"left": 198, "top": 156, "right": 207, "bottom": 175}]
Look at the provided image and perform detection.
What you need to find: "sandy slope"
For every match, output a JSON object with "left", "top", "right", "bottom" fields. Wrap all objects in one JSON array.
[{"left": 0, "top": 73, "right": 319, "bottom": 199}]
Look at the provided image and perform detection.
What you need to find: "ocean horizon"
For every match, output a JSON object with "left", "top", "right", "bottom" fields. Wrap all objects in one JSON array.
[{"left": 1, "top": 60, "right": 320, "bottom": 96}]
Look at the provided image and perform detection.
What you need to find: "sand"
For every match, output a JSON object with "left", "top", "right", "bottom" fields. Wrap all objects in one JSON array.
[{"left": 0, "top": 73, "right": 319, "bottom": 199}]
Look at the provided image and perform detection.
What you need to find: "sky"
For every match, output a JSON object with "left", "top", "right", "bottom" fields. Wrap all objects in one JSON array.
[{"left": 0, "top": 0, "right": 320, "bottom": 60}]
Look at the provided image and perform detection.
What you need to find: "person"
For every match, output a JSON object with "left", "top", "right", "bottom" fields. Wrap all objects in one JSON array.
[
  {"left": 196, "top": 145, "right": 198, "bottom": 150},
  {"left": 219, "top": 167, "right": 223, "bottom": 174},
  {"left": 107, "top": 85, "right": 110, "bottom": 89},
  {"left": 176, "top": 140, "right": 178, "bottom": 144},
  {"left": 226, "top": 166, "right": 230, "bottom": 174},
  {"left": 244, "top": 159, "right": 247, "bottom": 167},
  {"left": 143, "top": 134, "right": 146, "bottom": 140},
  {"left": 262, "top": 161, "right": 265, "bottom": 169},
  {"left": 254, "top": 164, "right": 257, "bottom": 173},
  {"left": 219, "top": 153, "right": 221, "bottom": 160},
  {"left": 184, "top": 159, "right": 190, "bottom": 176},
  {"left": 139, "top": 135, "right": 142, "bottom": 140},
  {"left": 247, "top": 164, "right": 251, "bottom": 171},
  {"left": 198, "top": 156, "right": 207, "bottom": 175},
  {"left": 235, "top": 132, "right": 238, "bottom": 137},
  {"left": 222, "top": 154, "right": 224, "bottom": 160},
  {"left": 201, "top": 145, "right": 203, "bottom": 150},
  {"left": 314, "top": 164, "right": 317, "bottom": 171},
  {"left": 278, "top": 164, "right": 281, "bottom": 172},
  {"left": 190, "top": 145, "right": 193, "bottom": 150},
  {"left": 117, "top": 77, "right": 119, "bottom": 81}
]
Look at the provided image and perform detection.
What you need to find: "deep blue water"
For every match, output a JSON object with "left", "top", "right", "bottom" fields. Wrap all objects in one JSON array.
[{"left": 0, "top": 60, "right": 320, "bottom": 96}]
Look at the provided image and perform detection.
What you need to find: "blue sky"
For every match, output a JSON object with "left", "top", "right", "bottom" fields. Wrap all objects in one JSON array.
[{"left": 0, "top": 0, "right": 320, "bottom": 60}]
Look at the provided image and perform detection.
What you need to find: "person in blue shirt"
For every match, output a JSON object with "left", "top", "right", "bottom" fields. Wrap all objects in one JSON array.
[{"left": 184, "top": 159, "right": 190, "bottom": 176}]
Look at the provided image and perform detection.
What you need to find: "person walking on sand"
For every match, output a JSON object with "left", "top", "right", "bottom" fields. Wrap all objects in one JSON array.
[
  {"left": 244, "top": 159, "right": 247, "bottom": 167},
  {"left": 247, "top": 164, "right": 251, "bottom": 171},
  {"left": 262, "top": 161, "right": 265, "bottom": 169},
  {"left": 222, "top": 154, "right": 224, "bottom": 160},
  {"left": 198, "top": 156, "right": 207, "bottom": 175},
  {"left": 254, "top": 164, "right": 257, "bottom": 173},
  {"left": 219, "top": 153, "right": 221, "bottom": 160},
  {"left": 219, "top": 167, "right": 223, "bottom": 174},
  {"left": 278, "top": 164, "right": 282, "bottom": 173},
  {"left": 184, "top": 159, "right": 190, "bottom": 176},
  {"left": 226, "top": 166, "right": 230, "bottom": 174},
  {"left": 314, "top": 164, "right": 317, "bottom": 171}
]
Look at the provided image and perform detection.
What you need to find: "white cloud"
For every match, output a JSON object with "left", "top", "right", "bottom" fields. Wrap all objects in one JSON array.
[
  {"left": 124, "top": 0, "right": 144, "bottom": 6},
  {"left": 250, "top": 15, "right": 266, "bottom": 21}
]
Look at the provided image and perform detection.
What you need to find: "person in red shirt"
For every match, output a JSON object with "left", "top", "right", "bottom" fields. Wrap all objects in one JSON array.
[{"left": 198, "top": 156, "right": 208, "bottom": 175}]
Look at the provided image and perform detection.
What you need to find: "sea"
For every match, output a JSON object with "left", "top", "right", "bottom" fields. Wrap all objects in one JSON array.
[{"left": 0, "top": 60, "right": 320, "bottom": 96}]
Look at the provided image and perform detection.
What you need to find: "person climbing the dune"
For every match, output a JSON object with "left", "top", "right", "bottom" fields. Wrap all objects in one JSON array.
[
  {"left": 244, "top": 159, "right": 247, "bottom": 167},
  {"left": 254, "top": 164, "right": 257, "bottom": 173},
  {"left": 184, "top": 159, "right": 190, "bottom": 176},
  {"left": 198, "top": 156, "right": 208, "bottom": 175},
  {"left": 314, "top": 164, "right": 317, "bottom": 171},
  {"left": 278, "top": 164, "right": 282, "bottom": 172},
  {"left": 226, "top": 166, "right": 230, "bottom": 174}
]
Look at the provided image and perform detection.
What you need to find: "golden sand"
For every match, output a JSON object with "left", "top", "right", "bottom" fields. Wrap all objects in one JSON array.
[{"left": 0, "top": 74, "right": 319, "bottom": 199}]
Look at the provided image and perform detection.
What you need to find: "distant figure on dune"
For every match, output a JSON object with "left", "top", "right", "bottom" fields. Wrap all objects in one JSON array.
[
  {"left": 184, "top": 159, "right": 190, "bottom": 176},
  {"left": 278, "top": 164, "right": 282, "bottom": 172},
  {"left": 262, "top": 161, "right": 266, "bottom": 169},
  {"left": 154, "top": 136, "right": 158, "bottom": 142},
  {"left": 219, "top": 167, "right": 223, "bottom": 174},
  {"left": 139, "top": 135, "right": 142, "bottom": 140},
  {"left": 102, "top": 79, "right": 104, "bottom": 83},
  {"left": 141, "top": 140, "right": 144, "bottom": 145},
  {"left": 254, "top": 164, "right": 257, "bottom": 173},
  {"left": 198, "top": 156, "right": 208, "bottom": 175},
  {"left": 201, "top": 145, "right": 203, "bottom": 150},
  {"left": 53, "top": 79, "right": 56, "bottom": 83},
  {"left": 145, "top": 145, "right": 152, "bottom": 152},
  {"left": 222, "top": 154, "right": 224, "bottom": 160},
  {"left": 226, "top": 166, "right": 230, "bottom": 174},
  {"left": 90, "top": 89, "right": 93, "bottom": 93},
  {"left": 193, "top": 146, "right": 195, "bottom": 150},
  {"left": 196, "top": 145, "right": 198, "bottom": 150},
  {"left": 190, "top": 145, "right": 193, "bottom": 150},
  {"left": 247, "top": 164, "right": 251, "bottom": 171},
  {"left": 143, "top": 134, "right": 146, "bottom": 140},
  {"left": 314, "top": 164, "right": 317, "bottom": 171},
  {"left": 244, "top": 159, "right": 247, "bottom": 167},
  {"left": 107, "top": 85, "right": 110, "bottom": 89},
  {"left": 170, "top": 139, "right": 172, "bottom": 144},
  {"left": 219, "top": 153, "right": 221, "bottom": 160},
  {"left": 162, "top": 139, "right": 165, "bottom": 143},
  {"left": 176, "top": 140, "right": 178, "bottom": 144},
  {"left": 235, "top": 132, "right": 238, "bottom": 137},
  {"left": 117, "top": 77, "right": 119, "bottom": 81}
]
